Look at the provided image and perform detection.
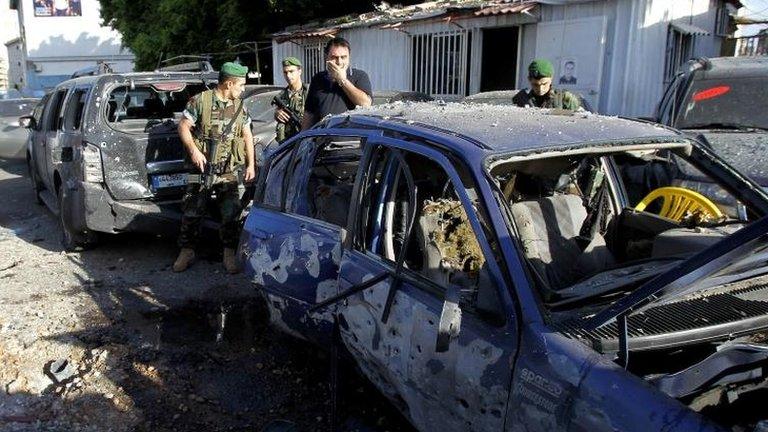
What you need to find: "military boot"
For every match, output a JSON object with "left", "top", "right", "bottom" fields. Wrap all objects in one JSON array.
[
  {"left": 172, "top": 248, "right": 196, "bottom": 272},
  {"left": 223, "top": 248, "right": 240, "bottom": 274}
]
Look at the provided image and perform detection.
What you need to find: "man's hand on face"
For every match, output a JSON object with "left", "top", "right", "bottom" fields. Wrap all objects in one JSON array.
[
  {"left": 326, "top": 60, "right": 347, "bottom": 83},
  {"left": 275, "top": 108, "right": 290, "bottom": 124},
  {"left": 191, "top": 149, "right": 207, "bottom": 173}
]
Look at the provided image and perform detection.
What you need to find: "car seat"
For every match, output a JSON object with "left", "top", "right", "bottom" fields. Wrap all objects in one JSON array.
[{"left": 510, "top": 194, "right": 615, "bottom": 291}]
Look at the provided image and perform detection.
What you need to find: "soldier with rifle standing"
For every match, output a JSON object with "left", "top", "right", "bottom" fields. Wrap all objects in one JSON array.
[
  {"left": 173, "top": 62, "right": 256, "bottom": 274},
  {"left": 274, "top": 57, "right": 308, "bottom": 143}
]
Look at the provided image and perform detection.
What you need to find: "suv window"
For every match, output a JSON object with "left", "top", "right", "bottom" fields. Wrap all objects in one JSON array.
[
  {"left": 62, "top": 88, "right": 89, "bottom": 131},
  {"left": 357, "top": 145, "right": 494, "bottom": 310},
  {"left": 31, "top": 95, "right": 49, "bottom": 131},
  {"left": 677, "top": 76, "right": 768, "bottom": 130},
  {"left": 43, "top": 89, "right": 68, "bottom": 131},
  {"left": 106, "top": 82, "right": 209, "bottom": 132}
]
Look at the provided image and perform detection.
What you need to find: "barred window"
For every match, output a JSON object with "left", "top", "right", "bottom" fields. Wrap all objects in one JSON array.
[
  {"left": 410, "top": 30, "right": 470, "bottom": 99},
  {"left": 302, "top": 40, "right": 325, "bottom": 79}
]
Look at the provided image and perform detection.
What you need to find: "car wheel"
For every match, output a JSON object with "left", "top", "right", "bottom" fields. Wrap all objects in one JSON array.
[
  {"left": 27, "top": 157, "right": 44, "bottom": 205},
  {"left": 58, "top": 187, "right": 97, "bottom": 251}
]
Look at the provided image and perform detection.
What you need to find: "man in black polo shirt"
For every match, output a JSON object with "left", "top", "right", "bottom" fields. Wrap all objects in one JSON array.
[{"left": 301, "top": 37, "right": 372, "bottom": 130}]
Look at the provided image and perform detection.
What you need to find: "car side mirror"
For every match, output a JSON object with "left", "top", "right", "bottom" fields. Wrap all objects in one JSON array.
[
  {"left": 19, "top": 115, "right": 36, "bottom": 129},
  {"left": 435, "top": 284, "right": 462, "bottom": 353}
]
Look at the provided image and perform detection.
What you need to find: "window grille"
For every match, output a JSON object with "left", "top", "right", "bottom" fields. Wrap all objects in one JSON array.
[
  {"left": 664, "top": 26, "right": 694, "bottom": 83},
  {"left": 302, "top": 41, "right": 325, "bottom": 80},
  {"left": 410, "top": 30, "right": 469, "bottom": 98}
]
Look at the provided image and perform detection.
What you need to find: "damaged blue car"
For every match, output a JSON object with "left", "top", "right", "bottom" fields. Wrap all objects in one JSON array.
[{"left": 241, "top": 103, "right": 768, "bottom": 432}]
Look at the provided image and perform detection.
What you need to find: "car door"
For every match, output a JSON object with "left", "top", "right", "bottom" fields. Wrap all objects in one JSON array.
[
  {"left": 241, "top": 129, "right": 373, "bottom": 343},
  {"left": 37, "top": 88, "right": 69, "bottom": 190},
  {"left": 58, "top": 86, "right": 91, "bottom": 175},
  {"left": 334, "top": 136, "right": 517, "bottom": 431},
  {"left": 25, "top": 95, "right": 48, "bottom": 164}
]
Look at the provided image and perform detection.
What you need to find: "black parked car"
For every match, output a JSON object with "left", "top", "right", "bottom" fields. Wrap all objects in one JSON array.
[
  {"left": 23, "top": 71, "right": 218, "bottom": 250},
  {"left": 655, "top": 57, "right": 768, "bottom": 187}
]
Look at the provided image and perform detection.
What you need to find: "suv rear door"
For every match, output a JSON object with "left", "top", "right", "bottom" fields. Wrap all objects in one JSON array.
[
  {"left": 59, "top": 85, "right": 91, "bottom": 174},
  {"left": 100, "top": 79, "right": 210, "bottom": 201}
]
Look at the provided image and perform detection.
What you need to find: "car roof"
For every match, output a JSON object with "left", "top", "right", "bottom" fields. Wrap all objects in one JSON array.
[
  {"left": 695, "top": 56, "right": 768, "bottom": 79},
  {"left": 338, "top": 102, "right": 683, "bottom": 154}
]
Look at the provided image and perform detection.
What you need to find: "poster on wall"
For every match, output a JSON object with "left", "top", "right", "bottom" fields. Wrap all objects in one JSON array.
[
  {"left": 558, "top": 58, "right": 578, "bottom": 86},
  {"left": 33, "top": 0, "right": 82, "bottom": 17}
]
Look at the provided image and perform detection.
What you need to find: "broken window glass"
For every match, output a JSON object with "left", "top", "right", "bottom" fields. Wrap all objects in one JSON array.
[{"left": 359, "top": 145, "right": 493, "bottom": 311}]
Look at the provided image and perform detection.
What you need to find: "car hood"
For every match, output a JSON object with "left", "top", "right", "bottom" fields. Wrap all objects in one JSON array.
[
  {"left": 585, "top": 215, "right": 768, "bottom": 330},
  {"left": 687, "top": 129, "right": 768, "bottom": 186}
]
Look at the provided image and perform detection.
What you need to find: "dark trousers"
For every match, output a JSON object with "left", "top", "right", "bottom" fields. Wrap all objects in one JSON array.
[{"left": 178, "top": 182, "right": 242, "bottom": 249}]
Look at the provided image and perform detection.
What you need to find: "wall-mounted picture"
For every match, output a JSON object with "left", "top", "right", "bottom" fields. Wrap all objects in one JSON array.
[
  {"left": 559, "top": 58, "right": 578, "bottom": 85},
  {"left": 33, "top": 0, "right": 82, "bottom": 17}
]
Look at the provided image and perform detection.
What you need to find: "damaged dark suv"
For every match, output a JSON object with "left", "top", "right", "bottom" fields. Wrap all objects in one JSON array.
[
  {"left": 242, "top": 103, "right": 768, "bottom": 432},
  {"left": 23, "top": 71, "right": 217, "bottom": 249}
]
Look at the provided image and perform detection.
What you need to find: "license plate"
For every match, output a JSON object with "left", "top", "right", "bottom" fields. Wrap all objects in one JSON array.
[{"left": 151, "top": 173, "right": 187, "bottom": 190}]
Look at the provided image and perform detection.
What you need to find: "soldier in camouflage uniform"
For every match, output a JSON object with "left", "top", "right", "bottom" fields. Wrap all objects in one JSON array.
[
  {"left": 173, "top": 62, "right": 256, "bottom": 274},
  {"left": 275, "top": 57, "right": 308, "bottom": 143},
  {"left": 512, "top": 59, "right": 582, "bottom": 110}
]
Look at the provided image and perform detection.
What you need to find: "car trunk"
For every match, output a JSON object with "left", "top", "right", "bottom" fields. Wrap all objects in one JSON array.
[
  {"left": 99, "top": 119, "right": 187, "bottom": 201},
  {"left": 99, "top": 81, "right": 209, "bottom": 201}
]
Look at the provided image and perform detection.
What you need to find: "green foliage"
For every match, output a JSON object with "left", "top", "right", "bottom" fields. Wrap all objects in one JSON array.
[{"left": 98, "top": 0, "right": 423, "bottom": 71}]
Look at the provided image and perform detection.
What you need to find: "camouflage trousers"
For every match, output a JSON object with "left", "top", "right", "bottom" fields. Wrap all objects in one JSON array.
[{"left": 178, "top": 181, "right": 242, "bottom": 249}]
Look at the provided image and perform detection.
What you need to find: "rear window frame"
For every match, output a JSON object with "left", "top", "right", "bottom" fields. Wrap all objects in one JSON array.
[{"left": 101, "top": 80, "right": 212, "bottom": 135}]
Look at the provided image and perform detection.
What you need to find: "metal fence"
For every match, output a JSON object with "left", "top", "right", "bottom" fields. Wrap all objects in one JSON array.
[{"left": 735, "top": 34, "right": 767, "bottom": 56}]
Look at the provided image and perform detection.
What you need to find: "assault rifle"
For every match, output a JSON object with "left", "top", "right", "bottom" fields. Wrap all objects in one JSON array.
[
  {"left": 196, "top": 98, "right": 244, "bottom": 189},
  {"left": 272, "top": 96, "right": 303, "bottom": 130},
  {"left": 200, "top": 138, "right": 219, "bottom": 189}
]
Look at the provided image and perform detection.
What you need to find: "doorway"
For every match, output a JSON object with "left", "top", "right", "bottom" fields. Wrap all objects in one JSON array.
[{"left": 480, "top": 26, "right": 519, "bottom": 92}]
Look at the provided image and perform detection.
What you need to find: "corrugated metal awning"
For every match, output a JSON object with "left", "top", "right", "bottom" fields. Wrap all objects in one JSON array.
[
  {"left": 275, "top": 28, "right": 339, "bottom": 43},
  {"left": 474, "top": 1, "right": 537, "bottom": 16},
  {"left": 670, "top": 21, "right": 711, "bottom": 36}
]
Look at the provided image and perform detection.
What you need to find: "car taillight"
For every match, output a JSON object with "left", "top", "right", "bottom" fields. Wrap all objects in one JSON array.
[{"left": 82, "top": 142, "right": 104, "bottom": 182}]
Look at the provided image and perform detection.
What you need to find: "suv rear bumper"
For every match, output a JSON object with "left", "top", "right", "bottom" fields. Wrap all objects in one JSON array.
[{"left": 68, "top": 180, "right": 184, "bottom": 236}]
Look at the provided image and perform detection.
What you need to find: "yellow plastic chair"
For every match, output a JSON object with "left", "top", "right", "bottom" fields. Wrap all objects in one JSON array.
[{"left": 635, "top": 186, "right": 723, "bottom": 222}]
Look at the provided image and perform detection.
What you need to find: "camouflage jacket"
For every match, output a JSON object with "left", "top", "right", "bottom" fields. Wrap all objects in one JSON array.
[
  {"left": 183, "top": 89, "right": 251, "bottom": 173},
  {"left": 511, "top": 88, "right": 581, "bottom": 111},
  {"left": 275, "top": 84, "right": 308, "bottom": 143}
]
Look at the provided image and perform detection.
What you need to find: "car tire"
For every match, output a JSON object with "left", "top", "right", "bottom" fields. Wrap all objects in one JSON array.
[
  {"left": 58, "top": 187, "right": 97, "bottom": 251},
  {"left": 27, "top": 156, "right": 44, "bottom": 205}
]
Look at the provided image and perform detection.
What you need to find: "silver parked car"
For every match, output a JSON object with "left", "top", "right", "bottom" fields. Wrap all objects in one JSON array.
[{"left": 0, "top": 98, "right": 38, "bottom": 159}]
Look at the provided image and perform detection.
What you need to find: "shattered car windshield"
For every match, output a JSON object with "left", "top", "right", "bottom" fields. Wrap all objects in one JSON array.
[
  {"left": 489, "top": 143, "right": 766, "bottom": 309},
  {"left": 677, "top": 77, "right": 768, "bottom": 130}
]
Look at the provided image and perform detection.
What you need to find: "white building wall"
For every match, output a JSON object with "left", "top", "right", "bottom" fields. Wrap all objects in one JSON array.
[
  {"left": 272, "top": 0, "right": 727, "bottom": 116},
  {"left": 6, "top": 39, "right": 26, "bottom": 91},
  {"left": 14, "top": 0, "right": 133, "bottom": 90},
  {"left": 604, "top": 0, "right": 724, "bottom": 117},
  {"left": 1, "top": 3, "right": 21, "bottom": 91}
]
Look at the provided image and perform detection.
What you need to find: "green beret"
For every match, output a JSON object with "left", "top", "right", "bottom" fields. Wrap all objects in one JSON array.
[
  {"left": 220, "top": 62, "right": 248, "bottom": 78},
  {"left": 528, "top": 59, "right": 554, "bottom": 79},
  {"left": 282, "top": 57, "right": 302, "bottom": 68}
]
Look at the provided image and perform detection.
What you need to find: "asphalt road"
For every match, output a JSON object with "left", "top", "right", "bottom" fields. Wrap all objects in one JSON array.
[{"left": 0, "top": 158, "right": 412, "bottom": 432}]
